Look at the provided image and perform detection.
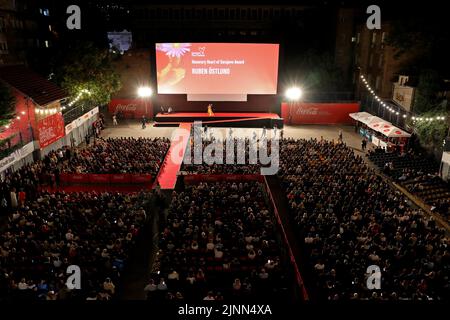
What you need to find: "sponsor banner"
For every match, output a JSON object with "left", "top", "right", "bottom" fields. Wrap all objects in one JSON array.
[
  {"left": 59, "top": 173, "right": 153, "bottom": 185},
  {"left": 281, "top": 102, "right": 360, "bottom": 125},
  {"left": 372, "top": 136, "right": 380, "bottom": 146},
  {"left": 108, "top": 99, "right": 152, "bottom": 118},
  {"left": 65, "top": 108, "right": 100, "bottom": 134},
  {"left": 0, "top": 142, "right": 35, "bottom": 174},
  {"left": 110, "top": 174, "right": 132, "bottom": 183},
  {"left": 183, "top": 174, "right": 263, "bottom": 184},
  {"left": 38, "top": 113, "right": 65, "bottom": 149},
  {"left": 70, "top": 174, "right": 90, "bottom": 184},
  {"left": 131, "top": 174, "right": 152, "bottom": 183},
  {"left": 65, "top": 122, "right": 76, "bottom": 135},
  {"left": 89, "top": 174, "right": 111, "bottom": 183}
]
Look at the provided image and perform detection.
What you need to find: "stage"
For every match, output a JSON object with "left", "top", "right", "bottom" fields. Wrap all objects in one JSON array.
[{"left": 154, "top": 112, "right": 283, "bottom": 128}]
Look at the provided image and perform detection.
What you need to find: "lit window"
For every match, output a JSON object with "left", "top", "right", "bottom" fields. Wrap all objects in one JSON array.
[
  {"left": 45, "top": 40, "right": 49, "bottom": 48},
  {"left": 40, "top": 8, "right": 50, "bottom": 16}
]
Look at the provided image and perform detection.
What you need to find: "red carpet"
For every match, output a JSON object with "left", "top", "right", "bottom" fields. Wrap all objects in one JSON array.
[{"left": 153, "top": 123, "right": 192, "bottom": 189}]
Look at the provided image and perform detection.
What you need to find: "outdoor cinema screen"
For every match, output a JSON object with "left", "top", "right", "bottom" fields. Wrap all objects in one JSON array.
[{"left": 155, "top": 43, "right": 279, "bottom": 95}]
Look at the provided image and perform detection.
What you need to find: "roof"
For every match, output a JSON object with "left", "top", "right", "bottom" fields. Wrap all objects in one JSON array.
[{"left": 0, "top": 65, "right": 67, "bottom": 106}]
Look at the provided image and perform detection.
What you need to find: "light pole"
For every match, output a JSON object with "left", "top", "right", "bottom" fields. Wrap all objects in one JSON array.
[
  {"left": 137, "top": 86, "right": 153, "bottom": 117},
  {"left": 285, "top": 87, "right": 303, "bottom": 125}
]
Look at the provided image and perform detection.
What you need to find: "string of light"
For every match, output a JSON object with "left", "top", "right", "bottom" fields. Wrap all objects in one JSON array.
[
  {"left": 4, "top": 89, "right": 91, "bottom": 129},
  {"left": 360, "top": 75, "right": 446, "bottom": 122}
]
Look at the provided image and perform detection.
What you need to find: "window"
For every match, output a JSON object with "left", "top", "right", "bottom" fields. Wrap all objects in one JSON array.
[
  {"left": 375, "top": 76, "right": 381, "bottom": 90},
  {"left": 371, "top": 32, "right": 377, "bottom": 45},
  {"left": 45, "top": 40, "right": 49, "bottom": 48},
  {"left": 378, "top": 54, "right": 383, "bottom": 67},
  {"left": 48, "top": 25, "right": 52, "bottom": 31},
  {"left": 381, "top": 32, "right": 386, "bottom": 44},
  {"left": 40, "top": 8, "right": 50, "bottom": 16},
  {"left": 356, "top": 32, "right": 360, "bottom": 44}
]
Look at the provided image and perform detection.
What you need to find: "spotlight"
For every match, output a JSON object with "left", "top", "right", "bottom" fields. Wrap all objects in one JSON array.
[
  {"left": 285, "top": 87, "right": 303, "bottom": 101},
  {"left": 137, "top": 86, "right": 153, "bottom": 97}
]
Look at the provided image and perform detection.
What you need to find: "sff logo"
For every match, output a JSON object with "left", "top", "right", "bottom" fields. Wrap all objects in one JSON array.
[{"left": 66, "top": 265, "right": 81, "bottom": 289}]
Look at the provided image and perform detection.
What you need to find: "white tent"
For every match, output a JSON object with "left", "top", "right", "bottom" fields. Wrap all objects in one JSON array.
[
  {"left": 382, "top": 126, "right": 412, "bottom": 138},
  {"left": 368, "top": 120, "right": 394, "bottom": 133},
  {"left": 350, "top": 111, "right": 412, "bottom": 138}
]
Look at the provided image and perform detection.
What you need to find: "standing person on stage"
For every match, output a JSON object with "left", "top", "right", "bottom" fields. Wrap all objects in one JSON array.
[
  {"left": 141, "top": 115, "right": 147, "bottom": 129},
  {"left": 261, "top": 126, "right": 267, "bottom": 139},
  {"left": 112, "top": 114, "right": 118, "bottom": 126},
  {"left": 207, "top": 104, "right": 214, "bottom": 116},
  {"left": 228, "top": 128, "right": 233, "bottom": 139},
  {"left": 338, "top": 129, "right": 343, "bottom": 142},
  {"left": 273, "top": 124, "right": 278, "bottom": 139}
]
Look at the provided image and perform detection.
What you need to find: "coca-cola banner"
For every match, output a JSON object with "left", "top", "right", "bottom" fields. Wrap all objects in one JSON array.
[
  {"left": 108, "top": 99, "right": 152, "bottom": 119},
  {"left": 38, "top": 112, "right": 65, "bottom": 149},
  {"left": 281, "top": 102, "right": 360, "bottom": 125}
]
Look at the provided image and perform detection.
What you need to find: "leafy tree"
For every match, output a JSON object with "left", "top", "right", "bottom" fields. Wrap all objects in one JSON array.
[
  {"left": 0, "top": 82, "right": 16, "bottom": 128},
  {"left": 413, "top": 69, "right": 443, "bottom": 114},
  {"left": 411, "top": 110, "right": 449, "bottom": 155},
  {"left": 53, "top": 41, "right": 121, "bottom": 107}
]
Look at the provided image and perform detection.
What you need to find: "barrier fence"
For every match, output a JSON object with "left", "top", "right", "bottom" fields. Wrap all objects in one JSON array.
[
  {"left": 182, "top": 174, "right": 264, "bottom": 184},
  {"left": 59, "top": 173, "right": 153, "bottom": 185}
]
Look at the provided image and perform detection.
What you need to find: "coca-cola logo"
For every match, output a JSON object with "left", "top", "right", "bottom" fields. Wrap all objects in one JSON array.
[
  {"left": 295, "top": 107, "right": 330, "bottom": 116},
  {"left": 115, "top": 104, "right": 138, "bottom": 112}
]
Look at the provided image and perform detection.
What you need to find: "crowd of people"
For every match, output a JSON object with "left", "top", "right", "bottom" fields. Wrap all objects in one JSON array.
[
  {"left": 181, "top": 127, "right": 278, "bottom": 174},
  {"left": 149, "top": 181, "right": 292, "bottom": 302},
  {"left": 62, "top": 137, "right": 170, "bottom": 175},
  {"left": 368, "top": 147, "right": 450, "bottom": 220},
  {"left": 277, "top": 138, "right": 449, "bottom": 300},
  {"left": 0, "top": 191, "right": 149, "bottom": 301}
]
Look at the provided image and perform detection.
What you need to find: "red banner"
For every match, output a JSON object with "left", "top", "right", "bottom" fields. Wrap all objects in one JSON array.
[
  {"left": 89, "top": 174, "right": 111, "bottom": 183},
  {"left": 281, "top": 102, "right": 360, "bottom": 125},
  {"left": 183, "top": 174, "right": 263, "bottom": 184},
  {"left": 70, "top": 174, "right": 90, "bottom": 184},
  {"left": 59, "top": 173, "right": 152, "bottom": 185},
  {"left": 38, "top": 112, "right": 65, "bottom": 149},
  {"left": 131, "top": 174, "right": 153, "bottom": 183},
  {"left": 108, "top": 99, "right": 152, "bottom": 119},
  {"left": 110, "top": 174, "right": 132, "bottom": 183}
]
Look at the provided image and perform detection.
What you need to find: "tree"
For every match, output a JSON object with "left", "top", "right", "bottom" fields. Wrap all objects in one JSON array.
[
  {"left": 53, "top": 41, "right": 121, "bottom": 107},
  {"left": 413, "top": 69, "right": 443, "bottom": 114},
  {"left": 0, "top": 82, "right": 16, "bottom": 128},
  {"left": 411, "top": 110, "right": 449, "bottom": 156}
]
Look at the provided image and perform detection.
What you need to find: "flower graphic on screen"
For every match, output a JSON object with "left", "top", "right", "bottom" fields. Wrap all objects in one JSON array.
[
  {"left": 156, "top": 43, "right": 191, "bottom": 89},
  {"left": 158, "top": 43, "right": 191, "bottom": 58}
]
